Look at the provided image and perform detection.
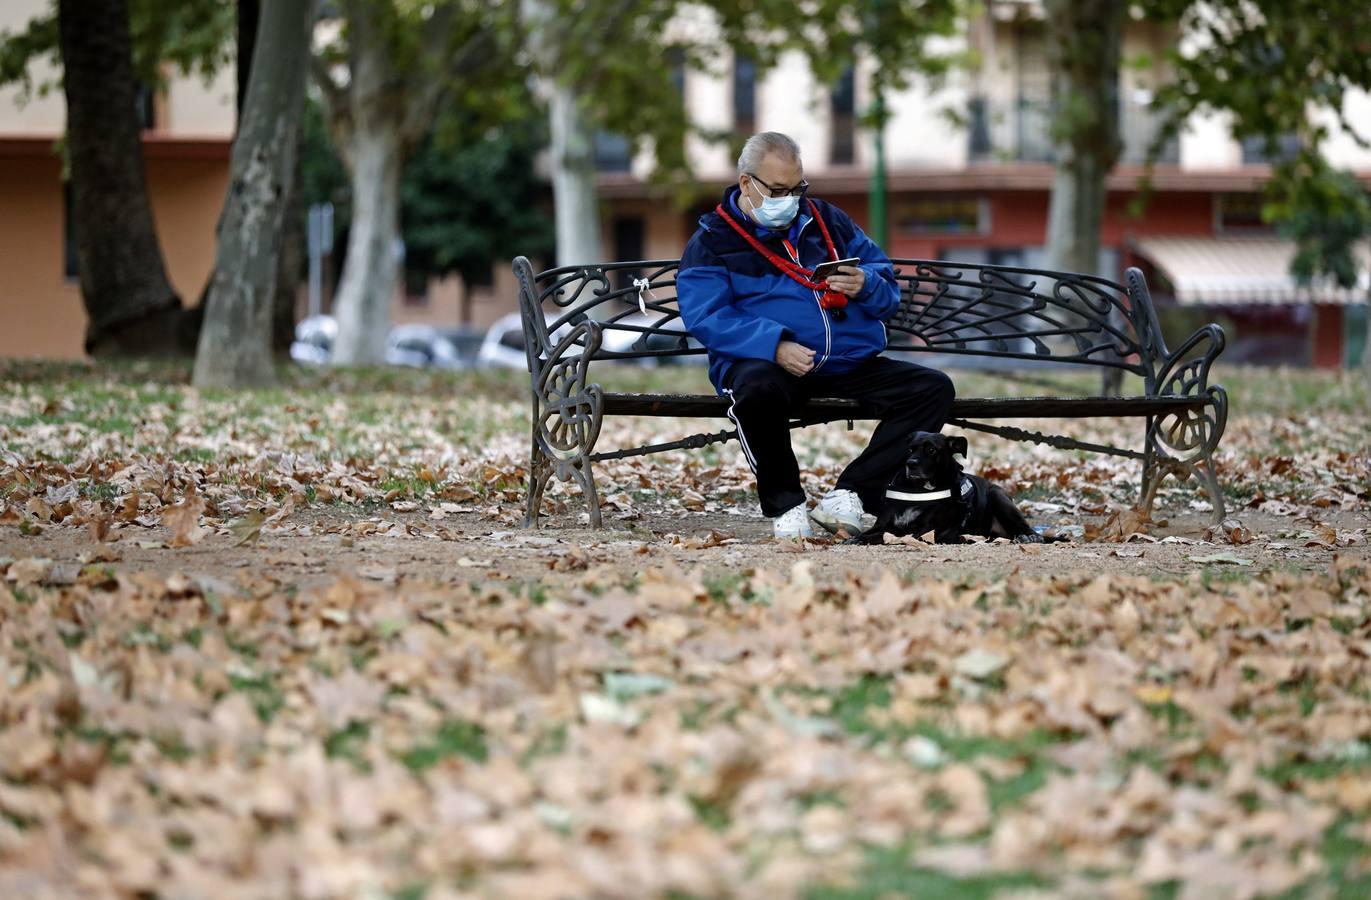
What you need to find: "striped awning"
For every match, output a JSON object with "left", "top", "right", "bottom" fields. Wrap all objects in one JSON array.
[{"left": 1132, "top": 236, "right": 1369, "bottom": 306}]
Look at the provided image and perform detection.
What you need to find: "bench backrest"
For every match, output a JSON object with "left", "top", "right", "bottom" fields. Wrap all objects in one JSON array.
[{"left": 513, "top": 256, "right": 1171, "bottom": 387}]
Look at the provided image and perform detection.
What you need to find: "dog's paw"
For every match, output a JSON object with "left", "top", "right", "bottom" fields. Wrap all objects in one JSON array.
[
  {"left": 1012, "top": 532, "right": 1046, "bottom": 544},
  {"left": 843, "top": 532, "right": 883, "bottom": 545}
]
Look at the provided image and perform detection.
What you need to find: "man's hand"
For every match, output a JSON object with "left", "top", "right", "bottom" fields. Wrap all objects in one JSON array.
[
  {"left": 775, "top": 340, "right": 815, "bottom": 376},
  {"left": 825, "top": 265, "right": 866, "bottom": 297}
]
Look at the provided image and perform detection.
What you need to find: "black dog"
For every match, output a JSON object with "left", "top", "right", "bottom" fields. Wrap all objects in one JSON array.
[{"left": 850, "top": 432, "right": 1049, "bottom": 545}]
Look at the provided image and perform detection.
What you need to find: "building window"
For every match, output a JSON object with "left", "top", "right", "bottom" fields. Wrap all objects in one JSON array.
[
  {"left": 966, "top": 95, "right": 992, "bottom": 161},
  {"left": 830, "top": 66, "right": 856, "bottom": 166},
  {"left": 613, "top": 216, "right": 645, "bottom": 290},
  {"left": 594, "top": 131, "right": 632, "bottom": 172},
  {"left": 1215, "top": 193, "right": 1273, "bottom": 233},
  {"left": 63, "top": 182, "right": 79, "bottom": 281},
  {"left": 733, "top": 55, "right": 756, "bottom": 135},
  {"left": 894, "top": 196, "right": 988, "bottom": 236},
  {"left": 1014, "top": 27, "right": 1054, "bottom": 163},
  {"left": 667, "top": 47, "right": 686, "bottom": 95},
  {"left": 1240, "top": 133, "right": 1301, "bottom": 165},
  {"left": 403, "top": 268, "right": 429, "bottom": 304}
]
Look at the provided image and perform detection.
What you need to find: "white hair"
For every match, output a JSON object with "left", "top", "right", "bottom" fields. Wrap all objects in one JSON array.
[{"left": 737, "top": 132, "right": 801, "bottom": 176}]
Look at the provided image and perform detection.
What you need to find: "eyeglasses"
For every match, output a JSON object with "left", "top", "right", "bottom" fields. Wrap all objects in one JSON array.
[{"left": 746, "top": 173, "right": 809, "bottom": 198}]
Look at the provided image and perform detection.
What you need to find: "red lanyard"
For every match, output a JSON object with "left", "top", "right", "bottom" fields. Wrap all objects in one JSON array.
[{"left": 715, "top": 199, "right": 849, "bottom": 310}]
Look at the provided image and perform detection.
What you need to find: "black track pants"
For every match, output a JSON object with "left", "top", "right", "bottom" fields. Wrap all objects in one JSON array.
[{"left": 722, "top": 355, "right": 955, "bottom": 518}]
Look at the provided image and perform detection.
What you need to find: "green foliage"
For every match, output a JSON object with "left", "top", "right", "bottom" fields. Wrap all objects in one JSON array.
[
  {"left": 313, "top": 0, "right": 526, "bottom": 149},
  {"left": 0, "top": 5, "right": 59, "bottom": 99},
  {"left": 402, "top": 110, "right": 555, "bottom": 285},
  {"left": 127, "top": 0, "right": 234, "bottom": 86},
  {"left": 298, "top": 95, "right": 555, "bottom": 287},
  {"left": 298, "top": 96, "right": 351, "bottom": 228},
  {"left": 1271, "top": 154, "right": 1371, "bottom": 288},
  {"left": 0, "top": 0, "right": 231, "bottom": 99},
  {"left": 1146, "top": 0, "right": 1371, "bottom": 285},
  {"left": 537, "top": 0, "right": 963, "bottom": 189},
  {"left": 532, "top": 0, "right": 696, "bottom": 190}
]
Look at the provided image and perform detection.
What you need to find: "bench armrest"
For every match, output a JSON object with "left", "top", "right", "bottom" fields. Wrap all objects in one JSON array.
[
  {"left": 1154, "top": 322, "right": 1225, "bottom": 398},
  {"left": 1149, "top": 322, "right": 1229, "bottom": 468}
]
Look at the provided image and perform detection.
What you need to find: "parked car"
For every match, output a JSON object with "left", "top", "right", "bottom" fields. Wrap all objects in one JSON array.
[
  {"left": 476, "top": 310, "right": 706, "bottom": 369},
  {"left": 290, "top": 315, "right": 337, "bottom": 365},
  {"left": 438, "top": 326, "right": 486, "bottom": 369},
  {"left": 475, "top": 312, "right": 533, "bottom": 370},
  {"left": 601, "top": 310, "right": 706, "bottom": 365},
  {"left": 384, "top": 324, "right": 466, "bottom": 369}
]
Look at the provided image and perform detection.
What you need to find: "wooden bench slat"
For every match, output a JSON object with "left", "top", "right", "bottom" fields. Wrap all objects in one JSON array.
[{"left": 600, "top": 392, "right": 1207, "bottom": 419}]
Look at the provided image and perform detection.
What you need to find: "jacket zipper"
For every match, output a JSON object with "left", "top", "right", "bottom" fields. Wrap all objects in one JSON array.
[{"left": 781, "top": 215, "right": 831, "bottom": 371}]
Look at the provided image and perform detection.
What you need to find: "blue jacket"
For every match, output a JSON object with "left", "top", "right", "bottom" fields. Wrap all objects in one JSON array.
[{"left": 677, "top": 185, "right": 901, "bottom": 392}]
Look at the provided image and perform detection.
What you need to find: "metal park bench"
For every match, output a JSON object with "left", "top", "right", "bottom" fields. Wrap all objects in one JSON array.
[{"left": 512, "top": 255, "right": 1229, "bottom": 530}]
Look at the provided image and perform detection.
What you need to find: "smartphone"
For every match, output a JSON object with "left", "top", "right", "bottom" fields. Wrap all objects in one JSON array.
[{"left": 811, "top": 257, "right": 863, "bottom": 281}]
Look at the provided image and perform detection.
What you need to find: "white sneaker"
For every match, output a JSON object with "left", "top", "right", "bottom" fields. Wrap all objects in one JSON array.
[
  {"left": 809, "top": 488, "right": 865, "bottom": 534},
  {"left": 771, "top": 503, "right": 814, "bottom": 539}
]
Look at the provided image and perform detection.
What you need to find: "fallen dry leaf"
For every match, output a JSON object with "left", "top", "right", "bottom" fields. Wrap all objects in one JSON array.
[{"left": 162, "top": 492, "right": 208, "bottom": 547}]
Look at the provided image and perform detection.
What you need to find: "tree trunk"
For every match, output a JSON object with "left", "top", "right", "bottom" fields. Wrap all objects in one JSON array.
[
  {"left": 330, "top": 126, "right": 403, "bottom": 365},
  {"left": 58, "top": 0, "right": 183, "bottom": 356},
  {"left": 1363, "top": 306, "right": 1371, "bottom": 392},
  {"left": 549, "top": 82, "right": 604, "bottom": 268},
  {"left": 192, "top": 0, "right": 313, "bottom": 388},
  {"left": 1041, "top": 0, "right": 1124, "bottom": 392},
  {"left": 1044, "top": 153, "right": 1109, "bottom": 275},
  {"left": 273, "top": 147, "right": 306, "bottom": 354},
  {"left": 522, "top": 0, "right": 604, "bottom": 269},
  {"left": 1041, "top": 0, "right": 1124, "bottom": 277}
]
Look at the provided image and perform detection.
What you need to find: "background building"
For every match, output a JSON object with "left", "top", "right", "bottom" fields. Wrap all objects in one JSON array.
[
  {"left": 0, "top": 0, "right": 235, "bottom": 359},
  {"left": 597, "top": 6, "right": 1371, "bottom": 368},
  {"left": 5, "top": 1, "right": 1368, "bottom": 365}
]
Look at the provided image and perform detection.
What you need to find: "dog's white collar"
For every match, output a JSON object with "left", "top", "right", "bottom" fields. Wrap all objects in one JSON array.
[{"left": 885, "top": 487, "right": 953, "bottom": 502}]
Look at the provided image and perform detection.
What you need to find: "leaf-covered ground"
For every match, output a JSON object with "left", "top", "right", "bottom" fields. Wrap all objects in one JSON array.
[{"left": 1, "top": 360, "right": 1369, "bottom": 898}]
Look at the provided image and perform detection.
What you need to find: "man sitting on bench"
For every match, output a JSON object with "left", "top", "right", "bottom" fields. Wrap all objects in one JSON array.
[{"left": 677, "top": 131, "right": 956, "bottom": 539}]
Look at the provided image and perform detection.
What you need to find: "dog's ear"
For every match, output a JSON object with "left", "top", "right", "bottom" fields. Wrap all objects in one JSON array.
[{"left": 948, "top": 436, "right": 968, "bottom": 459}]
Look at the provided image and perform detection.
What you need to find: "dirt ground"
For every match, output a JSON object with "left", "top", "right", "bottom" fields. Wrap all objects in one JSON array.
[{"left": 7, "top": 499, "right": 1366, "bottom": 594}]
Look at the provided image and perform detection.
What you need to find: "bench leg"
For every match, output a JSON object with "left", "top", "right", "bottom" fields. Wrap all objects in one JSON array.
[
  {"left": 1197, "top": 449, "right": 1227, "bottom": 525},
  {"left": 1140, "top": 415, "right": 1158, "bottom": 512},
  {"left": 525, "top": 432, "right": 552, "bottom": 528},
  {"left": 1142, "top": 389, "right": 1229, "bottom": 526},
  {"left": 525, "top": 346, "right": 606, "bottom": 528},
  {"left": 524, "top": 440, "right": 603, "bottom": 528},
  {"left": 574, "top": 455, "right": 602, "bottom": 529}
]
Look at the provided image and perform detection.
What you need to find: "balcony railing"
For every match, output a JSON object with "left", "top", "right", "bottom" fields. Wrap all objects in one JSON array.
[{"left": 967, "top": 92, "right": 1180, "bottom": 166}]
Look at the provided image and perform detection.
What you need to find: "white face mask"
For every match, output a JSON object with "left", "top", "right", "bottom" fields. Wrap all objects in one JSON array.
[{"left": 745, "top": 180, "right": 801, "bottom": 229}]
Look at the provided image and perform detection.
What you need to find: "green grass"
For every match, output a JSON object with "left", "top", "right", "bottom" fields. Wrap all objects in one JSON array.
[
  {"left": 1298, "top": 818, "right": 1371, "bottom": 898},
  {"left": 807, "top": 843, "right": 1049, "bottom": 899},
  {"left": 1200, "top": 565, "right": 1259, "bottom": 589},
  {"left": 325, "top": 721, "right": 373, "bottom": 770},
  {"left": 228, "top": 672, "right": 286, "bottom": 723},
  {"left": 4, "top": 358, "right": 1345, "bottom": 415},
  {"left": 703, "top": 571, "right": 748, "bottom": 604},
  {"left": 790, "top": 675, "right": 1073, "bottom": 818},
  {"left": 400, "top": 719, "right": 488, "bottom": 771},
  {"left": 688, "top": 794, "right": 732, "bottom": 832}
]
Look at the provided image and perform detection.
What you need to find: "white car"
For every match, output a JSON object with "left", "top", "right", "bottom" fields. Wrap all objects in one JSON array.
[
  {"left": 290, "top": 315, "right": 337, "bottom": 365},
  {"left": 476, "top": 309, "right": 705, "bottom": 369},
  {"left": 475, "top": 312, "right": 534, "bottom": 370},
  {"left": 385, "top": 324, "right": 466, "bottom": 369}
]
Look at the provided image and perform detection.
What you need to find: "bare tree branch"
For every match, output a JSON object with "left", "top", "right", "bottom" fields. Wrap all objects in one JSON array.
[
  {"left": 398, "top": 23, "right": 496, "bottom": 144},
  {"left": 310, "top": 52, "right": 347, "bottom": 125}
]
